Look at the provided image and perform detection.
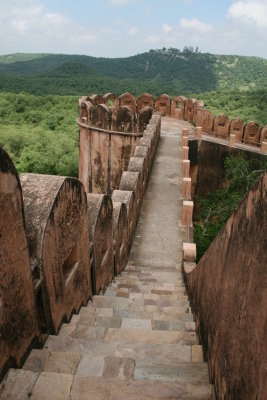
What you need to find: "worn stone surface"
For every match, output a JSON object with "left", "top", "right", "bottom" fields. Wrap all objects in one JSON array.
[
  {"left": 112, "top": 190, "right": 136, "bottom": 252},
  {"left": 119, "top": 92, "right": 136, "bottom": 114},
  {"left": 91, "top": 104, "right": 111, "bottom": 130},
  {"left": 89, "top": 94, "right": 104, "bottom": 106},
  {"left": 113, "top": 106, "right": 135, "bottom": 133},
  {"left": 0, "top": 369, "right": 39, "bottom": 400},
  {"left": 112, "top": 201, "right": 128, "bottom": 275},
  {"left": 230, "top": 117, "right": 244, "bottom": 142},
  {"left": 184, "top": 172, "right": 267, "bottom": 399},
  {"left": 87, "top": 194, "right": 114, "bottom": 294},
  {"left": 185, "top": 98, "right": 197, "bottom": 122},
  {"left": 243, "top": 121, "right": 261, "bottom": 146},
  {"left": 119, "top": 171, "right": 142, "bottom": 213},
  {"left": 21, "top": 173, "right": 91, "bottom": 334},
  {"left": 0, "top": 147, "right": 39, "bottom": 378},
  {"left": 31, "top": 372, "right": 73, "bottom": 400},
  {"left": 171, "top": 96, "right": 187, "bottom": 120},
  {"left": 137, "top": 93, "right": 155, "bottom": 113},
  {"left": 196, "top": 108, "right": 213, "bottom": 134},
  {"left": 155, "top": 94, "right": 171, "bottom": 116},
  {"left": 102, "top": 356, "right": 135, "bottom": 380},
  {"left": 213, "top": 114, "right": 230, "bottom": 138},
  {"left": 103, "top": 92, "right": 119, "bottom": 110},
  {"left": 137, "top": 106, "right": 153, "bottom": 133},
  {"left": 79, "top": 122, "right": 139, "bottom": 194},
  {"left": 70, "top": 377, "right": 213, "bottom": 400}
]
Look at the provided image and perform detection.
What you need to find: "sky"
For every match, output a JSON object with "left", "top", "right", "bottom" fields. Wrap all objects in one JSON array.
[{"left": 0, "top": 0, "right": 267, "bottom": 58}]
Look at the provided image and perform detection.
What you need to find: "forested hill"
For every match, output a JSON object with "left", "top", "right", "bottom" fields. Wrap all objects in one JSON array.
[{"left": 0, "top": 49, "right": 266, "bottom": 96}]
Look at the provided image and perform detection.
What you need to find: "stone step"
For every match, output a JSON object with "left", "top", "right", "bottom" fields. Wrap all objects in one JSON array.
[
  {"left": 57, "top": 324, "right": 198, "bottom": 345},
  {"left": 0, "top": 369, "right": 213, "bottom": 400},
  {"left": 91, "top": 295, "right": 190, "bottom": 311},
  {"left": 59, "top": 314, "right": 195, "bottom": 334},
  {"left": 23, "top": 343, "right": 203, "bottom": 376},
  {"left": 44, "top": 336, "right": 200, "bottom": 362},
  {"left": 134, "top": 360, "right": 210, "bottom": 386}
]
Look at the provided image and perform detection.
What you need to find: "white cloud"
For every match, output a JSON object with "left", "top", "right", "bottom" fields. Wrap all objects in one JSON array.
[
  {"left": 109, "top": 0, "right": 134, "bottom": 4},
  {"left": 228, "top": 0, "right": 267, "bottom": 28},
  {"left": 162, "top": 24, "right": 173, "bottom": 33},
  {"left": 179, "top": 18, "right": 213, "bottom": 33},
  {"left": 128, "top": 26, "right": 138, "bottom": 36}
]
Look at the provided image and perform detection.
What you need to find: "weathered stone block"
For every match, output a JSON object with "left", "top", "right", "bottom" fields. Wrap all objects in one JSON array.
[
  {"left": 230, "top": 118, "right": 244, "bottom": 143},
  {"left": 91, "top": 104, "right": 112, "bottom": 130},
  {"left": 87, "top": 194, "right": 114, "bottom": 294},
  {"left": 0, "top": 148, "right": 39, "bottom": 378},
  {"left": 182, "top": 178, "right": 191, "bottom": 200},
  {"left": 185, "top": 98, "right": 197, "bottom": 122},
  {"left": 113, "top": 106, "right": 135, "bottom": 133},
  {"left": 21, "top": 173, "right": 91, "bottom": 334},
  {"left": 155, "top": 94, "right": 171, "bottom": 116},
  {"left": 243, "top": 121, "right": 261, "bottom": 146},
  {"left": 112, "top": 202, "right": 128, "bottom": 275},
  {"left": 183, "top": 243, "right": 196, "bottom": 262},
  {"left": 214, "top": 114, "right": 230, "bottom": 138},
  {"left": 171, "top": 96, "right": 187, "bottom": 120},
  {"left": 196, "top": 109, "right": 213, "bottom": 134},
  {"left": 181, "top": 201, "right": 193, "bottom": 227},
  {"left": 111, "top": 190, "right": 136, "bottom": 252},
  {"left": 137, "top": 93, "right": 155, "bottom": 113},
  {"left": 128, "top": 156, "right": 146, "bottom": 194},
  {"left": 103, "top": 92, "right": 119, "bottom": 110},
  {"left": 137, "top": 106, "right": 153, "bottom": 133},
  {"left": 89, "top": 94, "right": 104, "bottom": 106},
  {"left": 119, "top": 171, "right": 142, "bottom": 214},
  {"left": 119, "top": 92, "right": 136, "bottom": 114}
]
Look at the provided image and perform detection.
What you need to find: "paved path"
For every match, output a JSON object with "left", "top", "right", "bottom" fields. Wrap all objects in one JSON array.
[{"left": 0, "top": 118, "right": 213, "bottom": 400}]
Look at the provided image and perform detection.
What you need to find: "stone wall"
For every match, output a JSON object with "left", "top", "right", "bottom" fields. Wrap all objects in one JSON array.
[
  {"left": 79, "top": 92, "right": 267, "bottom": 150},
  {"left": 183, "top": 172, "right": 267, "bottom": 399},
  {"left": 0, "top": 113, "right": 161, "bottom": 380},
  {"left": 0, "top": 148, "right": 40, "bottom": 381}
]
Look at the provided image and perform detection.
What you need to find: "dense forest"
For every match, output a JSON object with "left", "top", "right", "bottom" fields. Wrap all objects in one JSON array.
[{"left": 0, "top": 49, "right": 266, "bottom": 95}]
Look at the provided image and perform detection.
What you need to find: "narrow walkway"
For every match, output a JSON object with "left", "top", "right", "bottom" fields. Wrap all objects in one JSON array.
[{"left": 1, "top": 118, "right": 212, "bottom": 399}]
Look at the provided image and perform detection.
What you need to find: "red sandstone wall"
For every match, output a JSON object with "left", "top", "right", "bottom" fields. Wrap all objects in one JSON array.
[{"left": 183, "top": 172, "right": 267, "bottom": 400}]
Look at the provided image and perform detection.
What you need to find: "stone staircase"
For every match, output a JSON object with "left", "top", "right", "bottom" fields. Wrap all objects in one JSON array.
[{"left": 0, "top": 118, "right": 213, "bottom": 399}]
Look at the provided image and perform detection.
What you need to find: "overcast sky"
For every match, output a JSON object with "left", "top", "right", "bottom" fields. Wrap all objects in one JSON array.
[{"left": 0, "top": 0, "right": 266, "bottom": 58}]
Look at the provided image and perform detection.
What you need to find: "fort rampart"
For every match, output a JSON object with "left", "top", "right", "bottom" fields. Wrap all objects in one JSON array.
[
  {"left": 0, "top": 105, "right": 161, "bottom": 380},
  {"left": 81, "top": 91, "right": 267, "bottom": 149},
  {"left": 0, "top": 91, "right": 266, "bottom": 396},
  {"left": 180, "top": 127, "right": 266, "bottom": 399}
]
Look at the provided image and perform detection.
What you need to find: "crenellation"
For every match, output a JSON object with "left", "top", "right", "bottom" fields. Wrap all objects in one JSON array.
[
  {"left": 213, "top": 114, "right": 230, "bottom": 139},
  {"left": 230, "top": 117, "right": 244, "bottom": 143},
  {"left": 119, "top": 92, "right": 136, "bottom": 114},
  {"left": 243, "top": 121, "right": 261, "bottom": 146},
  {"left": 89, "top": 94, "right": 105, "bottom": 106},
  {"left": 87, "top": 193, "right": 114, "bottom": 294},
  {"left": 137, "top": 93, "right": 155, "bottom": 113},
  {"left": 155, "top": 93, "right": 171, "bottom": 116},
  {"left": 112, "top": 201, "right": 128, "bottom": 275}
]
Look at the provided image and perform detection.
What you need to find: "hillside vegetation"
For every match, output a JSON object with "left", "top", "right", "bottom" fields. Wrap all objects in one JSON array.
[{"left": 0, "top": 49, "right": 266, "bottom": 96}]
